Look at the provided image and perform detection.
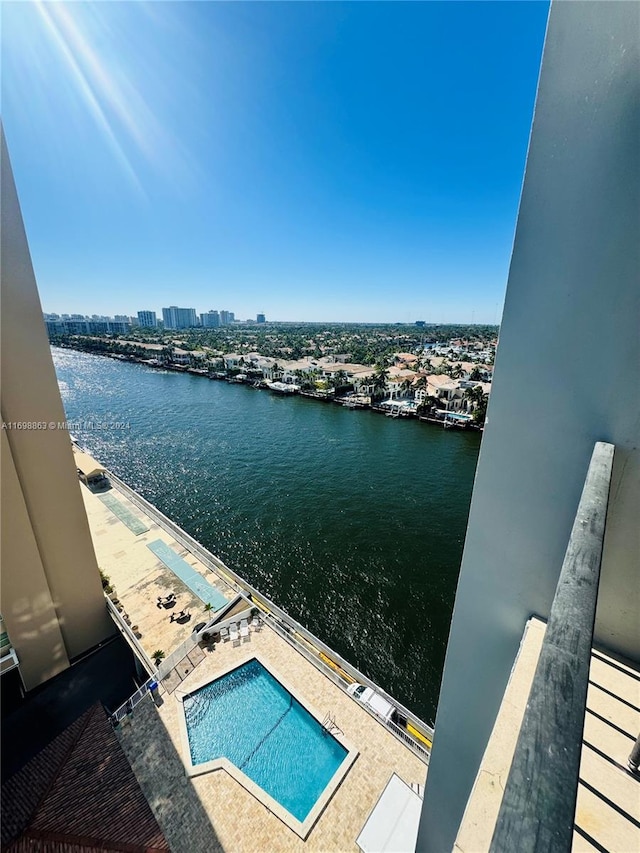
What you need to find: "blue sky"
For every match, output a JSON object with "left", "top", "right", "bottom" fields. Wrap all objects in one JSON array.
[{"left": 2, "top": 1, "right": 549, "bottom": 324}]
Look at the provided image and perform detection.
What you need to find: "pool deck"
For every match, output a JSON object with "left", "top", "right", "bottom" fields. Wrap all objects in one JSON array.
[
  {"left": 79, "top": 477, "right": 428, "bottom": 851},
  {"left": 118, "top": 626, "right": 427, "bottom": 852},
  {"left": 80, "top": 484, "right": 239, "bottom": 660}
]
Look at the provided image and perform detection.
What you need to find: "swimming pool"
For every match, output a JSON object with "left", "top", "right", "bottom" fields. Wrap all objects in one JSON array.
[{"left": 182, "top": 658, "right": 351, "bottom": 826}]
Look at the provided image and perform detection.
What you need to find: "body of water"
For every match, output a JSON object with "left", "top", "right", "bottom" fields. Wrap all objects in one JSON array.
[{"left": 53, "top": 347, "right": 480, "bottom": 722}]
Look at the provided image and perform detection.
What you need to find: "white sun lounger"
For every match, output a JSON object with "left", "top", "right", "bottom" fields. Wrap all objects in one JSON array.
[
  {"left": 219, "top": 626, "right": 229, "bottom": 642},
  {"left": 229, "top": 623, "right": 239, "bottom": 644},
  {"left": 239, "top": 618, "right": 249, "bottom": 641},
  {"left": 251, "top": 613, "right": 261, "bottom": 630}
]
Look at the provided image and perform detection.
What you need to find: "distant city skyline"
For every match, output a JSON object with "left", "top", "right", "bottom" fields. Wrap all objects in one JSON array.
[
  {"left": 3, "top": 2, "right": 549, "bottom": 324},
  {"left": 44, "top": 306, "right": 256, "bottom": 326},
  {"left": 44, "top": 307, "right": 500, "bottom": 328}
]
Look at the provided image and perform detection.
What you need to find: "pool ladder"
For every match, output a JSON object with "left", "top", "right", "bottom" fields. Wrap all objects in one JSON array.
[{"left": 322, "top": 712, "right": 343, "bottom": 736}]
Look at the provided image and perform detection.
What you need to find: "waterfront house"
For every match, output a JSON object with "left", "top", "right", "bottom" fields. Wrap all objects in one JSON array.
[
  {"left": 351, "top": 369, "right": 377, "bottom": 397},
  {"left": 223, "top": 353, "right": 244, "bottom": 371},
  {"left": 170, "top": 348, "right": 192, "bottom": 366},
  {"left": 257, "top": 358, "right": 282, "bottom": 381},
  {"left": 415, "top": 374, "right": 461, "bottom": 411},
  {"left": 386, "top": 367, "right": 417, "bottom": 400},
  {"left": 319, "top": 361, "right": 373, "bottom": 388}
]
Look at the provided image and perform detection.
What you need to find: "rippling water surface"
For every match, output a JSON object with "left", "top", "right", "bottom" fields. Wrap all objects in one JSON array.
[{"left": 53, "top": 347, "right": 480, "bottom": 722}]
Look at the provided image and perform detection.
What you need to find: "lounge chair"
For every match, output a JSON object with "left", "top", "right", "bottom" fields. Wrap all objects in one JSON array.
[
  {"left": 239, "top": 619, "right": 249, "bottom": 641},
  {"left": 250, "top": 613, "right": 261, "bottom": 631},
  {"left": 229, "top": 623, "right": 239, "bottom": 645},
  {"left": 220, "top": 626, "right": 229, "bottom": 642}
]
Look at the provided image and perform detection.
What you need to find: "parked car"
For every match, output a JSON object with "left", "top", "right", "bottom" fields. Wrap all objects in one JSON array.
[{"left": 347, "top": 682, "right": 396, "bottom": 722}]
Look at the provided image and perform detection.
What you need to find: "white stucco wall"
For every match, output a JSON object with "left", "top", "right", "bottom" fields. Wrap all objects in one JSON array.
[
  {"left": 1, "top": 128, "right": 115, "bottom": 687},
  {"left": 417, "top": 3, "right": 640, "bottom": 850}
]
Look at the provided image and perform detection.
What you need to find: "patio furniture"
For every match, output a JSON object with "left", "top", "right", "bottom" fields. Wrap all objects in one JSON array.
[
  {"left": 239, "top": 619, "right": 249, "bottom": 641},
  {"left": 220, "top": 626, "right": 229, "bottom": 642},
  {"left": 229, "top": 623, "right": 239, "bottom": 645},
  {"left": 251, "top": 613, "right": 262, "bottom": 630}
]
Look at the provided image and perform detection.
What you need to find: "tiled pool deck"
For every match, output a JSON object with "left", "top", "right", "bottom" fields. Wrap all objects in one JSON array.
[
  {"left": 80, "top": 480, "right": 427, "bottom": 851},
  {"left": 116, "top": 625, "right": 426, "bottom": 852},
  {"left": 80, "top": 484, "right": 239, "bottom": 659}
]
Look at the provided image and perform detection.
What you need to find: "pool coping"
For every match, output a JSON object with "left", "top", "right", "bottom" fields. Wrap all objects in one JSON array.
[{"left": 174, "top": 650, "right": 359, "bottom": 840}]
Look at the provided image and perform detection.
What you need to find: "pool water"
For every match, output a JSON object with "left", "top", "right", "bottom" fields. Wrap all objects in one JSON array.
[{"left": 183, "top": 659, "right": 348, "bottom": 822}]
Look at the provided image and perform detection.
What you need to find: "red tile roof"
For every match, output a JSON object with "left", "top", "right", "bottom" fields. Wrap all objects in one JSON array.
[{"left": 2, "top": 704, "right": 168, "bottom": 852}]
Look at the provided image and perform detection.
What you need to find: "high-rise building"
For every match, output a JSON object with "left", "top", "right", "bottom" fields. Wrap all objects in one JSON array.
[
  {"left": 256, "top": 313, "right": 266, "bottom": 324},
  {"left": 418, "top": 4, "right": 639, "bottom": 849},
  {"left": 200, "top": 310, "right": 219, "bottom": 328},
  {"left": 161, "top": 306, "right": 197, "bottom": 330},
  {"left": 137, "top": 310, "right": 157, "bottom": 328},
  {"left": 1, "top": 130, "right": 114, "bottom": 691}
]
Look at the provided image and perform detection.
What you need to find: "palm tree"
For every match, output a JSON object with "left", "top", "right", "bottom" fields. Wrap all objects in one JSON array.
[
  {"left": 464, "top": 384, "right": 487, "bottom": 418},
  {"left": 371, "top": 362, "right": 389, "bottom": 401},
  {"left": 333, "top": 369, "right": 349, "bottom": 391},
  {"left": 417, "top": 395, "right": 439, "bottom": 416},
  {"left": 473, "top": 395, "right": 488, "bottom": 425}
]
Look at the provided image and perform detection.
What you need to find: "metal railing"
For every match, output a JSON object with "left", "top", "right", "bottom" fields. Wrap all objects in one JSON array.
[
  {"left": 106, "top": 596, "right": 156, "bottom": 674},
  {"left": 490, "top": 442, "right": 615, "bottom": 852},
  {"left": 111, "top": 676, "right": 156, "bottom": 724},
  {"left": 0, "top": 646, "right": 19, "bottom": 674},
  {"left": 156, "top": 606, "right": 253, "bottom": 679},
  {"left": 155, "top": 632, "right": 201, "bottom": 680}
]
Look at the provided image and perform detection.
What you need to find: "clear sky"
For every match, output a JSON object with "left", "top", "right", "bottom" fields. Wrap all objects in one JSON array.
[{"left": 2, "top": 1, "right": 549, "bottom": 324}]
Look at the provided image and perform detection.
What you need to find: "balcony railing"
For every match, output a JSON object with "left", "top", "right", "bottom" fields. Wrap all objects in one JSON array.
[
  {"left": 490, "top": 441, "right": 615, "bottom": 852},
  {"left": 0, "top": 646, "right": 19, "bottom": 675}
]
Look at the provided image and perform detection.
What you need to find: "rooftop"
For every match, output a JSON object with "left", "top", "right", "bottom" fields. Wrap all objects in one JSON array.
[{"left": 2, "top": 702, "right": 169, "bottom": 852}]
